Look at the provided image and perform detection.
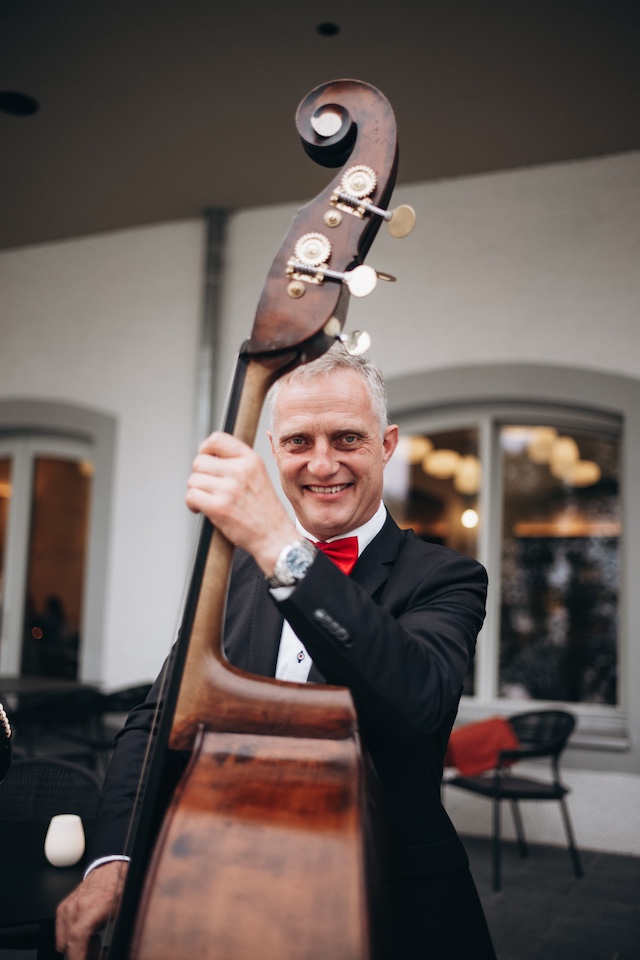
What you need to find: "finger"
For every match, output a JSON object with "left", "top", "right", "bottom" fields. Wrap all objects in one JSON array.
[
  {"left": 197, "top": 431, "right": 249, "bottom": 457},
  {"left": 55, "top": 907, "right": 68, "bottom": 953}
]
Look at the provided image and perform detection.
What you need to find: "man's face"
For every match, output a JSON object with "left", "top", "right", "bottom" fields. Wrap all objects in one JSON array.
[{"left": 268, "top": 369, "right": 398, "bottom": 542}]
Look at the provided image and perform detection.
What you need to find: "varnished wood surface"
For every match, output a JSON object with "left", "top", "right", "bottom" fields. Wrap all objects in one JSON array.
[{"left": 132, "top": 731, "right": 371, "bottom": 960}]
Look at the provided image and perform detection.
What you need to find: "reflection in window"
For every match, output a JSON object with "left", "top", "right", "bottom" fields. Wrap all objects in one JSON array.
[
  {"left": 0, "top": 459, "right": 11, "bottom": 632},
  {"left": 21, "top": 457, "right": 93, "bottom": 679},
  {"left": 499, "top": 426, "right": 619, "bottom": 705},
  {"left": 385, "top": 428, "right": 481, "bottom": 554},
  {"left": 384, "top": 428, "right": 481, "bottom": 694}
]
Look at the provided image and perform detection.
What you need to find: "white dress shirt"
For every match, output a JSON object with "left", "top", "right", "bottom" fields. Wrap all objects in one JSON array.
[{"left": 274, "top": 501, "right": 386, "bottom": 682}]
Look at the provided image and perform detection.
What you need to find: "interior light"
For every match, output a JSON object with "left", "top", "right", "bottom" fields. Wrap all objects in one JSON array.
[
  {"left": 0, "top": 91, "right": 40, "bottom": 116},
  {"left": 526, "top": 426, "right": 558, "bottom": 464},
  {"left": 564, "top": 460, "right": 602, "bottom": 487},
  {"left": 396, "top": 434, "right": 433, "bottom": 464},
  {"left": 454, "top": 455, "right": 481, "bottom": 495},
  {"left": 461, "top": 508, "right": 479, "bottom": 529},
  {"left": 550, "top": 436, "right": 579, "bottom": 469},
  {"left": 316, "top": 22, "right": 340, "bottom": 36},
  {"left": 423, "top": 448, "right": 460, "bottom": 479}
]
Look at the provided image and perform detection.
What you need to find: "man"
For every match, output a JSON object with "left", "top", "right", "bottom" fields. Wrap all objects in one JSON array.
[{"left": 57, "top": 346, "right": 495, "bottom": 959}]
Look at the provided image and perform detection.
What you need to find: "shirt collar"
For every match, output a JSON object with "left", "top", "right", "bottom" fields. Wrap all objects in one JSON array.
[{"left": 296, "top": 501, "right": 387, "bottom": 557}]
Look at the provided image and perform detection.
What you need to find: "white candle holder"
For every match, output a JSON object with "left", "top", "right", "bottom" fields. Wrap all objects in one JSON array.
[{"left": 44, "top": 813, "right": 86, "bottom": 867}]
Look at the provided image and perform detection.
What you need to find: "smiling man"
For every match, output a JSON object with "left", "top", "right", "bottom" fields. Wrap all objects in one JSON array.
[{"left": 57, "top": 345, "right": 495, "bottom": 960}]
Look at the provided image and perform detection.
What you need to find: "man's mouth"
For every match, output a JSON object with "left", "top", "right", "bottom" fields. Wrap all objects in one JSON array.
[{"left": 307, "top": 483, "right": 351, "bottom": 494}]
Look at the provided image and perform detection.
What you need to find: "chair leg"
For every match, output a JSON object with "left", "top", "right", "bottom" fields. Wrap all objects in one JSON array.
[
  {"left": 559, "top": 796, "right": 584, "bottom": 878},
  {"left": 509, "top": 799, "right": 529, "bottom": 858},
  {"left": 492, "top": 796, "right": 502, "bottom": 891}
]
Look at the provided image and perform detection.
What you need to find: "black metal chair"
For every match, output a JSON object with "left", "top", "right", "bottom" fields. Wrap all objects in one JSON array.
[
  {"left": 448, "top": 709, "right": 584, "bottom": 890},
  {"left": 0, "top": 758, "right": 102, "bottom": 957},
  {"left": 12, "top": 682, "right": 153, "bottom": 775},
  {"left": 9, "top": 686, "right": 106, "bottom": 770},
  {"left": 58, "top": 682, "right": 153, "bottom": 775},
  {"left": 0, "top": 756, "right": 102, "bottom": 821}
]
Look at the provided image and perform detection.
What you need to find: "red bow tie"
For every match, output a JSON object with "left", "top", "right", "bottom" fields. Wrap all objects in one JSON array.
[{"left": 313, "top": 536, "right": 359, "bottom": 575}]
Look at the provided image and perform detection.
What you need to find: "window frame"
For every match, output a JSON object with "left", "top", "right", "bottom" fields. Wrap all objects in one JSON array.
[
  {"left": 0, "top": 436, "right": 95, "bottom": 676},
  {"left": 386, "top": 364, "right": 638, "bottom": 764},
  {"left": 0, "top": 399, "right": 116, "bottom": 682}
]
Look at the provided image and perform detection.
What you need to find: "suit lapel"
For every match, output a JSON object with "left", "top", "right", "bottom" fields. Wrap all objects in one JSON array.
[
  {"left": 351, "top": 511, "right": 403, "bottom": 595},
  {"left": 232, "top": 513, "right": 405, "bottom": 683},
  {"left": 308, "top": 514, "right": 404, "bottom": 683}
]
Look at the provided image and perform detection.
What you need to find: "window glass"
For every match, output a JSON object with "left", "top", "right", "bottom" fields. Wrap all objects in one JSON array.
[
  {"left": 0, "top": 458, "right": 11, "bottom": 635},
  {"left": 385, "top": 427, "right": 481, "bottom": 693},
  {"left": 21, "top": 457, "right": 93, "bottom": 679},
  {"left": 385, "top": 427, "right": 481, "bottom": 553},
  {"left": 498, "top": 425, "right": 619, "bottom": 705}
]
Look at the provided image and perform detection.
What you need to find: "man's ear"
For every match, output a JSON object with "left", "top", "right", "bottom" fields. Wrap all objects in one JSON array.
[
  {"left": 267, "top": 431, "right": 276, "bottom": 458},
  {"left": 382, "top": 424, "right": 399, "bottom": 466}
]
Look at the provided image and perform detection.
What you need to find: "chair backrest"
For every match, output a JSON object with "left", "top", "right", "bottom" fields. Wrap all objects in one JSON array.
[
  {"left": 509, "top": 710, "right": 576, "bottom": 758},
  {"left": 0, "top": 758, "right": 102, "bottom": 821},
  {"left": 102, "top": 682, "right": 153, "bottom": 713}
]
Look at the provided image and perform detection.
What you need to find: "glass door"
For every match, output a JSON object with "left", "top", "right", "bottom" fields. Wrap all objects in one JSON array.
[{"left": 0, "top": 437, "right": 94, "bottom": 679}]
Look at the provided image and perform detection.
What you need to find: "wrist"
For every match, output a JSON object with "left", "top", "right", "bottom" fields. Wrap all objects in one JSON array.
[{"left": 266, "top": 539, "right": 317, "bottom": 588}]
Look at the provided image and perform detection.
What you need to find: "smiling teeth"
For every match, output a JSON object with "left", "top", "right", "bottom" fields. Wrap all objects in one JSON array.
[{"left": 308, "top": 484, "right": 349, "bottom": 494}]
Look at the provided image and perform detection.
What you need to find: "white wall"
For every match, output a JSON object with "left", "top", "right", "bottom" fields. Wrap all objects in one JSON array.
[
  {"left": 445, "top": 764, "right": 640, "bottom": 857},
  {"left": 0, "top": 220, "right": 205, "bottom": 685},
  {"left": 219, "top": 151, "right": 640, "bottom": 387}
]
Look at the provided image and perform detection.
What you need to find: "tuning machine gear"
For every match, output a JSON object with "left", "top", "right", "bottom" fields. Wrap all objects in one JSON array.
[
  {"left": 329, "top": 163, "right": 416, "bottom": 238},
  {"left": 287, "top": 229, "right": 382, "bottom": 298},
  {"left": 294, "top": 232, "right": 332, "bottom": 267}
]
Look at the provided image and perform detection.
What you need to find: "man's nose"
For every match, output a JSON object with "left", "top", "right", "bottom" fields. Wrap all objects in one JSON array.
[{"left": 308, "top": 442, "right": 339, "bottom": 477}]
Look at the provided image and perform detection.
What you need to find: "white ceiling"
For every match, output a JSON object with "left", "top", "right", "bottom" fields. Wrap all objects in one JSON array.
[{"left": 2, "top": 0, "right": 639, "bottom": 250}]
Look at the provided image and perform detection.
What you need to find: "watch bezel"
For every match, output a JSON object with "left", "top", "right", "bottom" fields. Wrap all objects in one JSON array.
[{"left": 267, "top": 539, "right": 317, "bottom": 588}]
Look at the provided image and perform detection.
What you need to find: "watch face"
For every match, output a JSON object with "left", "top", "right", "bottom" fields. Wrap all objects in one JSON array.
[{"left": 287, "top": 544, "right": 313, "bottom": 578}]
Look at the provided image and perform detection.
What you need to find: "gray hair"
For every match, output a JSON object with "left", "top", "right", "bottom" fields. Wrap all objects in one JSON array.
[{"left": 267, "top": 343, "right": 389, "bottom": 436}]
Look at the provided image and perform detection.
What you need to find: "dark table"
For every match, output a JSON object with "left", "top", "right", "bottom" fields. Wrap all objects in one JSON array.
[
  {"left": 0, "top": 820, "right": 87, "bottom": 958},
  {"left": 0, "top": 674, "right": 100, "bottom": 702},
  {"left": 0, "top": 676, "right": 103, "bottom": 762}
]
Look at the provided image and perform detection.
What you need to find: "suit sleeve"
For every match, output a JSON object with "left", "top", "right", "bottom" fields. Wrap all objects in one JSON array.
[
  {"left": 86, "top": 677, "right": 164, "bottom": 861},
  {"left": 277, "top": 534, "right": 487, "bottom": 740}
]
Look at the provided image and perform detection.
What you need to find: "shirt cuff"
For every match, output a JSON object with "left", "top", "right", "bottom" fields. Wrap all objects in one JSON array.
[
  {"left": 269, "top": 585, "right": 295, "bottom": 600},
  {"left": 83, "top": 854, "right": 131, "bottom": 880}
]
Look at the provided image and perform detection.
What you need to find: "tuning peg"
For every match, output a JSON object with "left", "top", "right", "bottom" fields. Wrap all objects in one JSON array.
[
  {"left": 323, "top": 263, "right": 378, "bottom": 298},
  {"left": 339, "top": 329, "right": 372, "bottom": 356},
  {"left": 331, "top": 191, "right": 416, "bottom": 238},
  {"left": 287, "top": 261, "right": 378, "bottom": 298},
  {"left": 383, "top": 204, "right": 417, "bottom": 238},
  {"left": 323, "top": 318, "right": 372, "bottom": 356}
]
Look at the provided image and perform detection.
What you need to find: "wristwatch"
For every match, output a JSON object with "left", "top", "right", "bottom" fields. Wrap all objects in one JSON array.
[{"left": 267, "top": 539, "right": 317, "bottom": 588}]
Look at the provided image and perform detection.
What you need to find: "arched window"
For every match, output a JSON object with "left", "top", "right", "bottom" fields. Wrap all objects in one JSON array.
[
  {"left": 385, "top": 364, "right": 640, "bottom": 754},
  {"left": 0, "top": 436, "right": 94, "bottom": 679},
  {"left": 0, "top": 400, "right": 115, "bottom": 682},
  {"left": 384, "top": 408, "right": 620, "bottom": 709}
]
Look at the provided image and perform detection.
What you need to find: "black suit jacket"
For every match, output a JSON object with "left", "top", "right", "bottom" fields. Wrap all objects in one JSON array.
[{"left": 90, "top": 512, "right": 487, "bottom": 882}]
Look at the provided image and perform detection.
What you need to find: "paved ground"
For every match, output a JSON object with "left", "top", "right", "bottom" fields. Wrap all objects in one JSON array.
[{"left": 465, "top": 835, "right": 640, "bottom": 960}]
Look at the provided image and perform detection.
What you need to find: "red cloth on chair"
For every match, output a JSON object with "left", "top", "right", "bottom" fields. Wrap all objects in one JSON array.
[{"left": 444, "top": 716, "right": 520, "bottom": 776}]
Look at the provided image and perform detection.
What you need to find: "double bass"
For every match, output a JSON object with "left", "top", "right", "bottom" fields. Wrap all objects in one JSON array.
[{"left": 108, "top": 79, "right": 415, "bottom": 960}]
